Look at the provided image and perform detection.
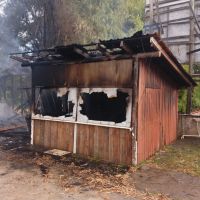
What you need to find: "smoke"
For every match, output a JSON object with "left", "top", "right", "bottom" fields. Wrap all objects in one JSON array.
[
  {"left": 0, "top": 2, "right": 30, "bottom": 77},
  {"left": 0, "top": 2, "right": 31, "bottom": 120},
  {"left": 0, "top": 102, "right": 27, "bottom": 129},
  {"left": 0, "top": 102, "right": 15, "bottom": 120}
]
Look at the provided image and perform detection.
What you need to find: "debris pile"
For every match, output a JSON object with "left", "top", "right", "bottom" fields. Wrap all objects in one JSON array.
[{"left": 33, "top": 155, "right": 170, "bottom": 200}]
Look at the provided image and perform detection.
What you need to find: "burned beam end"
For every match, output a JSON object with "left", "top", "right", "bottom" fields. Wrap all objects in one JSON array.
[
  {"left": 150, "top": 37, "right": 195, "bottom": 86},
  {"left": 10, "top": 55, "right": 28, "bottom": 63},
  {"left": 74, "top": 47, "right": 90, "bottom": 58},
  {"left": 96, "top": 44, "right": 112, "bottom": 58},
  {"left": 120, "top": 41, "right": 133, "bottom": 55},
  {"left": 132, "top": 51, "right": 161, "bottom": 59}
]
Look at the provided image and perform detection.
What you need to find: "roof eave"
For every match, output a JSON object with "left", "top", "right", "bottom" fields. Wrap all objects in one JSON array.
[{"left": 150, "top": 36, "right": 196, "bottom": 87}]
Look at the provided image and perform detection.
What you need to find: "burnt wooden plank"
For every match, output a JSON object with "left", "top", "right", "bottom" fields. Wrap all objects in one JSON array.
[
  {"left": 137, "top": 59, "right": 178, "bottom": 163},
  {"left": 33, "top": 59, "right": 133, "bottom": 88},
  {"left": 102, "top": 127, "right": 109, "bottom": 161},
  {"left": 116, "top": 59, "right": 133, "bottom": 87},
  {"left": 119, "top": 129, "right": 125, "bottom": 163},
  {"left": 131, "top": 58, "right": 139, "bottom": 164},
  {"left": 57, "top": 122, "right": 65, "bottom": 150},
  {"left": 76, "top": 124, "right": 131, "bottom": 165},
  {"left": 76, "top": 125, "right": 81, "bottom": 154},
  {"left": 50, "top": 121, "right": 58, "bottom": 149},
  {"left": 112, "top": 129, "right": 120, "bottom": 164},
  {"left": 97, "top": 127, "right": 103, "bottom": 159},
  {"left": 83, "top": 125, "right": 90, "bottom": 156},
  {"left": 66, "top": 123, "right": 74, "bottom": 152},
  {"left": 65, "top": 65, "right": 78, "bottom": 87},
  {"left": 39, "top": 120, "right": 45, "bottom": 146},
  {"left": 127, "top": 131, "right": 133, "bottom": 164},
  {"left": 32, "top": 65, "right": 65, "bottom": 87},
  {"left": 108, "top": 128, "right": 114, "bottom": 162},
  {"left": 44, "top": 120, "right": 51, "bottom": 148},
  {"left": 77, "top": 125, "right": 88, "bottom": 155},
  {"left": 33, "top": 120, "right": 40, "bottom": 146},
  {"left": 93, "top": 126, "right": 99, "bottom": 158},
  {"left": 88, "top": 126, "right": 95, "bottom": 156}
]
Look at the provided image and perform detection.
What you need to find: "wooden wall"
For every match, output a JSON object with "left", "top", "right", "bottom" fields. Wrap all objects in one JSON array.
[
  {"left": 32, "top": 59, "right": 133, "bottom": 88},
  {"left": 33, "top": 120, "right": 74, "bottom": 152},
  {"left": 76, "top": 124, "right": 132, "bottom": 164},
  {"left": 137, "top": 59, "right": 178, "bottom": 163},
  {"left": 32, "top": 59, "right": 134, "bottom": 165},
  {"left": 33, "top": 120, "right": 132, "bottom": 165}
]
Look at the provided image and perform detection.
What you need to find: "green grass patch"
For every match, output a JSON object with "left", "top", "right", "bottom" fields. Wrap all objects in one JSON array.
[{"left": 146, "top": 139, "right": 200, "bottom": 176}]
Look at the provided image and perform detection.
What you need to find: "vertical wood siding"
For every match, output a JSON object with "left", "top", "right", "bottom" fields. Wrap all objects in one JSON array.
[
  {"left": 33, "top": 120, "right": 74, "bottom": 152},
  {"left": 32, "top": 59, "right": 133, "bottom": 88},
  {"left": 76, "top": 124, "right": 132, "bottom": 165},
  {"left": 33, "top": 120, "right": 132, "bottom": 165},
  {"left": 137, "top": 59, "right": 178, "bottom": 163}
]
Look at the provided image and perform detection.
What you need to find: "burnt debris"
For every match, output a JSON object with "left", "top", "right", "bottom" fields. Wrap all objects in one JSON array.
[
  {"left": 10, "top": 31, "right": 156, "bottom": 66},
  {"left": 80, "top": 90, "right": 129, "bottom": 123},
  {"left": 35, "top": 89, "right": 74, "bottom": 117}
]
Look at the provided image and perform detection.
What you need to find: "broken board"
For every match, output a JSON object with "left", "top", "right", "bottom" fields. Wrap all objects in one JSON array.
[{"left": 44, "top": 149, "right": 71, "bottom": 157}]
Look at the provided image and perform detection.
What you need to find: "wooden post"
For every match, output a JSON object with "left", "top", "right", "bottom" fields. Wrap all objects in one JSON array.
[
  {"left": 132, "top": 57, "right": 139, "bottom": 165},
  {"left": 186, "top": 0, "right": 195, "bottom": 114}
]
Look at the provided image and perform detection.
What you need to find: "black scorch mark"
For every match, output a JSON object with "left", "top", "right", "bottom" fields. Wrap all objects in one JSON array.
[
  {"left": 80, "top": 90, "right": 129, "bottom": 123},
  {"left": 36, "top": 89, "right": 74, "bottom": 117}
]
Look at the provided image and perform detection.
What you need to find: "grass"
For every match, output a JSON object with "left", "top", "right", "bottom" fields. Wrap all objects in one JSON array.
[{"left": 145, "top": 138, "right": 200, "bottom": 176}]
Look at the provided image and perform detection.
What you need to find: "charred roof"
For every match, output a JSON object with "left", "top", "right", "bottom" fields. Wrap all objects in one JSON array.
[{"left": 10, "top": 31, "right": 196, "bottom": 87}]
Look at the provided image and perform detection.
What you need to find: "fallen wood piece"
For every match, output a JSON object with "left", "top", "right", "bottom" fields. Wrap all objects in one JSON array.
[
  {"left": 44, "top": 149, "right": 71, "bottom": 157},
  {"left": 0, "top": 125, "right": 26, "bottom": 133}
]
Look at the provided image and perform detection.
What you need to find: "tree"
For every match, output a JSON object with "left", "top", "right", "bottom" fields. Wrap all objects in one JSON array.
[
  {"left": 72, "top": 0, "right": 145, "bottom": 43},
  {"left": 2, "top": 0, "right": 145, "bottom": 49}
]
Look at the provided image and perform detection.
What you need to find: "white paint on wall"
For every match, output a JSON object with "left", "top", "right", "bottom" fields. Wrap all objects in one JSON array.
[
  {"left": 73, "top": 123, "right": 77, "bottom": 153},
  {"left": 57, "top": 88, "right": 68, "bottom": 97},
  {"left": 31, "top": 119, "right": 34, "bottom": 145},
  {"left": 33, "top": 87, "right": 133, "bottom": 129}
]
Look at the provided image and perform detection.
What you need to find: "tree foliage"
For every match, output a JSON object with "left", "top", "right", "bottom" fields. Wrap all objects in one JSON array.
[
  {"left": 73, "top": 0, "right": 145, "bottom": 43},
  {"left": 178, "top": 65, "right": 200, "bottom": 112},
  {"left": 1, "top": 0, "right": 145, "bottom": 49}
]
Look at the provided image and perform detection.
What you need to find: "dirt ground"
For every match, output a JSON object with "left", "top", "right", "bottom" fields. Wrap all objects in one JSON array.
[
  {"left": 0, "top": 131, "right": 200, "bottom": 200},
  {"left": 133, "top": 167, "right": 200, "bottom": 200}
]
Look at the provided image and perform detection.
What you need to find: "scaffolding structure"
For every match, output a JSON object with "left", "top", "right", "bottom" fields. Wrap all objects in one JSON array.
[{"left": 145, "top": 0, "right": 200, "bottom": 113}]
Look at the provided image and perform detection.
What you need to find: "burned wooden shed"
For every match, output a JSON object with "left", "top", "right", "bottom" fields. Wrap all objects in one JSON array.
[{"left": 13, "top": 33, "right": 195, "bottom": 165}]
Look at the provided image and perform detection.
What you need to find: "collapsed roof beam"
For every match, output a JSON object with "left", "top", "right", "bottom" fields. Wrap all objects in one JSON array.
[
  {"left": 120, "top": 41, "right": 133, "bottom": 55},
  {"left": 10, "top": 55, "right": 29, "bottom": 63},
  {"left": 74, "top": 47, "right": 90, "bottom": 58},
  {"left": 132, "top": 51, "right": 161, "bottom": 59},
  {"left": 10, "top": 48, "right": 55, "bottom": 56},
  {"left": 22, "top": 54, "right": 34, "bottom": 61},
  {"left": 96, "top": 44, "right": 111, "bottom": 57}
]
